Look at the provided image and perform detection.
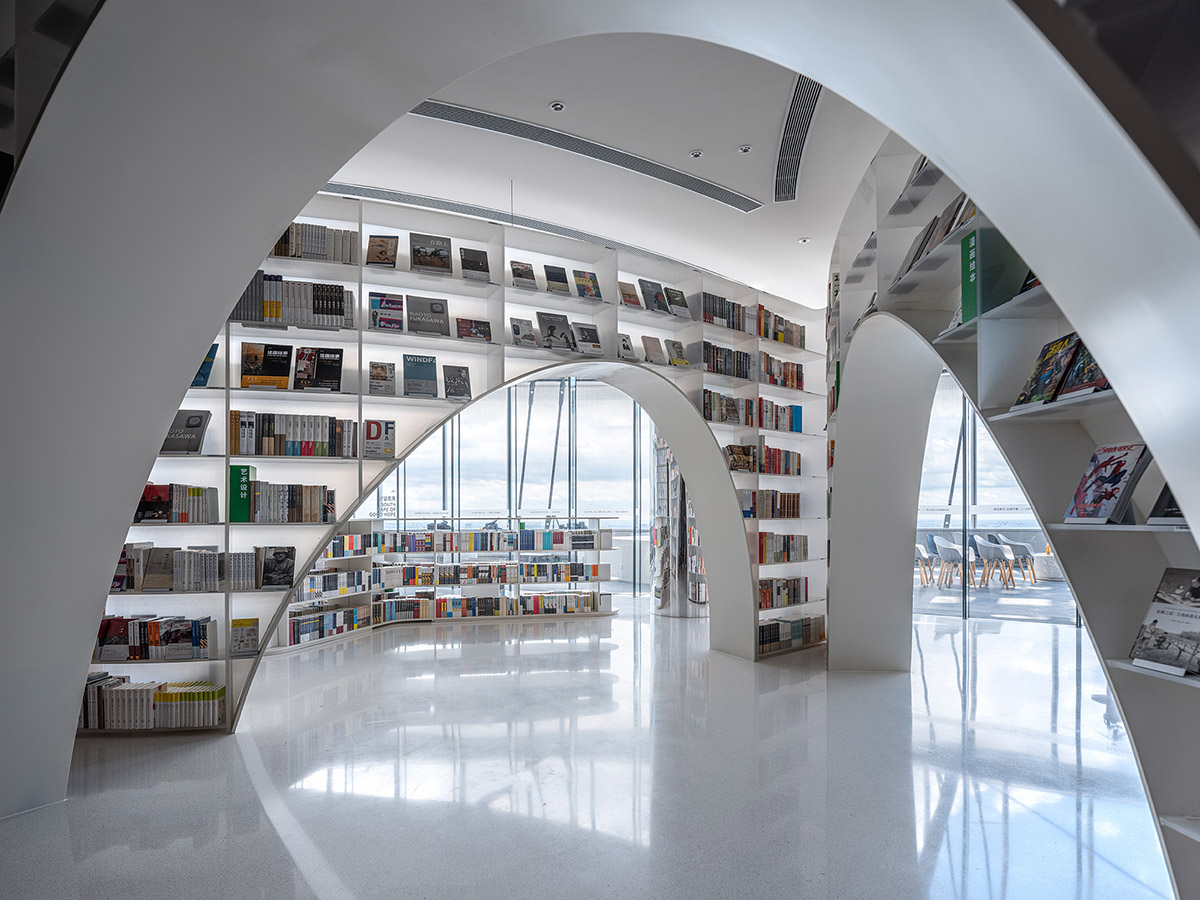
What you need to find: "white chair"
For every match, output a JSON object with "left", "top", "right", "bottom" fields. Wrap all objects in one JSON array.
[
  {"left": 915, "top": 544, "right": 935, "bottom": 587},
  {"left": 996, "top": 533, "right": 1038, "bottom": 584},
  {"left": 975, "top": 536, "right": 1016, "bottom": 588},
  {"left": 931, "top": 535, "right": 976, "bottom": 589}
]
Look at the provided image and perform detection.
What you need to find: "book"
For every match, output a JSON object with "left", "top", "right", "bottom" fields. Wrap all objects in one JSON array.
[
  {"left": 292, "top": 347, "right": 343, "bottom": 391},
  {"left": 665, "top": 340, "right": 689, "bottom": 366},
  {"left": 1054, "top": 345, "right": 1109, "bottom": 399},
  {"left": 1013, "top": 332, "right": 1081, "bottom": 406},
  {"left": 368, "top": 292, "right": 404, "bottom": 331},
  {"left": 259, "top": 546, "right": 296, "bottom": 589},
  {"left": 618, "top": 281, "right": 642, "bottom": 308},
  {"left": 410, "top": 233, "right": 452, "bottom": 275},
  {"left": 928, "top": 191, "right": 967, "bottom": 248},
  {"left": 160, "top": 410, "right": 211, "bottom": 455},
  {"left": 510, "top": 317, "right": 539, "bottom": 347},
  {"left": 368, "top": 361, "right": 395, "bottom": 396},
  {"left": 230, "top": 619, "right": 259, "bottom": 657},
  {"left": 536, "top": 312, "right": 575, "bottom": 349},
  {"left": 406, "top": 296, "right": 451, "bottom": 336},
  {"left": 456, "top": 318, "right": 492, "bottom": 342},
  {"left": 573, "top": 270, "right": 602, "bottom": 300},
  {"left": 365, "top": 234, "right": 399, "bottom": 268},
  {"left": 134, "top": 484, "right": 172, "bottom": 522},
  {"left": 1148, "top": 485, "right": 1186, "bottom": 526},
  {"left": 641, "top": 335, "right": 667, "bottom": 364},
  {"left": 617, "top": 333, "right": 639, "bottom": 360},
  {"left": 544, "top": 265, "right": 571, "bottom": 294},
  {"left": 1018, "top": 269, "right": 1041, "bottom": 294},
  {"left": 192, "top": 343, "right": 219, "bottom": 388},
  {"left": 1129, "top": 568, "right": 1200, "bottom": 675},
  {"left": 892, "top": 216, "right": 939, "bottom": 284},
  {"left": 571, "top": 322, "right": 604, "bottom": 356},
  {"left": 240, "top": 343, "right": 292, "bottom": 389},
  {"left": 459, "top": 247, "right": 491, "bottom": 282},
  {"left": 443, "top": 365, "right": 472, "bottom": 400},
  {"left": 403, "top": 354, "right": 438, "bottom": 397},
  {"left": 363, "top": 419, "right": 396, "bottom": 457},
  {"left": 141, "top": 547, "right": 179, "bottom": 591},
  {"left": 510, "top": 260, "right": 538, "bottom": 290},
  {"left": 664, "top": 287, "right": 691, "bottom": 318},
  {"left": 638, "top": 279, "right": 670, "bottom": 313},
  {"left": 1064, "top": 442, "right": 1151, "bottom": 524}
]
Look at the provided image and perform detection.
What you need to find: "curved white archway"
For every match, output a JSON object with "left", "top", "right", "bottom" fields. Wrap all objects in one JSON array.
[{"left": 3, "top": 0, "right": 1200, "bottom": 827}]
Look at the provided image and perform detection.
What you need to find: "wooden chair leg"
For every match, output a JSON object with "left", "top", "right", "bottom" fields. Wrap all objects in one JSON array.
[
  {"left": 1027, "top": 558, "right": 1037, "bottom": 584},
  {"left": 967, "top": 561, "right": 977, "bottom": 589}
]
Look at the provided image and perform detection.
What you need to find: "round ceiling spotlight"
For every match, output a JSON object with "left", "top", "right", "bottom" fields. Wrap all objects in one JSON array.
[
  {"left": 689, "top": 149, "right": 703, "bottom": 159},
  {"left": 738, "top": 145, "right": 753, "bottom": 154},
  {"left": 797, "top": 237, "right": 811, "bottom": 244},
  {"left": 548, "top": 100, "right": 565, "bottom": 112}
]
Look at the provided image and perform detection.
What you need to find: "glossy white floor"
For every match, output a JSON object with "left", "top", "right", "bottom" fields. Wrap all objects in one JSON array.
[{"left": 0, "top": 597, "right": 1175, "bottom": 900}]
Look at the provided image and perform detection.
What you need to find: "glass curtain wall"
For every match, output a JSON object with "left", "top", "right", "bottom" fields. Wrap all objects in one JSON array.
[
  {"left": 915, "top": 371, "right": 1076, "bottom": 625},
  {"left": 354, "top": 379, "right": 651, "bottom": 593}
]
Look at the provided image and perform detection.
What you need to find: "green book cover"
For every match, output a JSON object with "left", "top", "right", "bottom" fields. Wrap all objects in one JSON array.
[
  {"left": 960, "top": 230, "right": 978, "bottom": 323},
  {"left": 228, "top": 464, "right": 256, "bottom": 523}
]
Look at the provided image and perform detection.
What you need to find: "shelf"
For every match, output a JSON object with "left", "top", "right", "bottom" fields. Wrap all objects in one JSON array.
[
  {"left": 228, "top": 454, "right": 360, "bottom": 463},
  {"left": 984, "top": 389, "right": 1121, "bottom": 424},
  {"left": 505, "top": 287, "right": 613, "bottom": 316},
  {"left": 503, "top": 343, "right": 601, "bottom": 363},
  {"left": 1159, "top": 817, "right": 1200, "bottom": 844},
  {"left": 219, "top": 387, "right": 360, "bottom": 404},
  {"left": 229, "top": 520, "right": 336, "bottom": 527},
  {"left": 289, "top": 588, "right": 375, "bottom": 607},
  {"left": 886, "top": 219, "right": 977, "bottom": 297},
  {"left": 756, "top": 381, "right": 821, "bottom": 401},
  {"left": 703, "top": 371, "right": 756, "bottom": 390},
  {"left": 129, "top": 521, "right": 224, "bottom": 527},
  {"left": 265, "top": 254, "right": 360, "bottom": 271},
  {"left": 980, "top": 284, "right": 1060, "bottom": 320},
  {"left": 229, "top": 321, "right": 356, "bottom": 340},
  {"left": 757, "top": 338, "right": 823, "bottom": 361},
  {"left": 156, "top": 453, "right": 226, "bottom": 460},
  {"left": 756, "top": 429, "right": 828, "bottom": 440},
  {"left": 701, "top": 321, "right": 757, "bottom": 341},
  {"left": 365, "top": 266, "right": 499, "bottom": 299},
  {"left": 360, "top": 394, "right": 459, "bottom": 409},
  {"left": 620, "top": 304, "right": 691, "bottom": 327},
  {"left": 108, "top": 589, "right": 224, "bottom": 596},
  {"left": 90, "top": 657, "right": 224, "bottom": 664},
  {"left": 757, "top": 640, "right": 827, "bottom": 660},
  {"left": 758, "top": 558, "right": 824, "bottom": 566},
  {"left": 882, "top": 165, "right": 943, "bottom": 220},
  {"left": 362, "top": 329, "right": 501, "bottom": 354},
  {"left": 757, "top": 600, "right": 825, "bottom": 617},
  {"left": 932, "top": 319, "right": 978, "bottom": 345},
  {"left": 704, "top": 419, "right": 758, "bottom": 432},
  {"left": 76, "top": 725, "right": 226, "bottom": 737},
  {"left": 1106, "top": 658, "right": 1200, "bottom": 688},
  {"left": 1048, "top": 523, "right": 1190, "bottom": 534}
]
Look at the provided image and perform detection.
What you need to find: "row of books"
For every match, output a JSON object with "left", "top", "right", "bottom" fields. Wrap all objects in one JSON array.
[
  {"left": 1012, "top": 329, "right": 1110, "bottom": 408},
  {"left": 233, "top": 271, "right": 357, "bottom": 328},
  {"left": 758, "top": 398, "right": 805, "bottom": 433},
  {"left": 95, "top": 615, "right": 218, "bottom": 661},
  {"left": 893, "top": 191, "right": 977, "bottom": 288},
  {"left": 272, "top": 222, "right": 358, "bottom": 263},
  {"left": 323, "top": 527, "right": 612, "bottom": 557},
  {"left": 374, "top": 561, "right": 611, "bottom": 587},
  {"left": 736, "top": 490, "right": 802, "bottom": 519},
  {"left": 622, "top": 334, "right": 688, "bottom": 366},
  {"left": 79, "top": 674, "right": 225, "bottom": 731},
  {"left": 134, "top": 483, "right": 220, "bottom": 524},
  {"left": 701, "top": 390, "right": 806, "bottom": 433},
  {"left": 287, "top": 604, "right": 370, "bottom": 646},
  {"left": 759, "top": 577, "right": 809, "bottom": 609},
  {"left": 757, "top": 307, "right": 806, "bottom": 348},
  {"left": 510, "top": 312, "right": 604, "bottom": 355},
  {"left": 228, "top": 466, "right": 336, "bottom": 523},
  {"left": 703, "top": 340, "right": 754, "bottom": 380},
  {"left": 758, "top": 614, "right": 825, "bottom": 655},
  {"left": 297, "top": 567, "right": 372, "bottom": 604},
  {"left": 759, "top": 352, "right": 804, "bottom": 391},
  {"left": 239, "top": 342, "right": 345, "bottom": 391},
  {"left": 228, "top": 411, "right": 362, "bottom": 457},
  {"left": 758, "top": 532, "right": 808, "bottom": 564},
  {"left": 366, "top": 232, "right": 491, "bottom": 282},
  {"left": 368, "top": 291, "right": 492, "bottom": 340},
  {"left": 370, "top": 590, "right": 610, "bottom": 625},
  {"left": 374, "top": 355, "right": 473, "bottom": 401},
  {"left": 702, "top": 291, "right": 752, "bottom": 332},
  {"left": 113, "top": 544, "right": 296, "bottom": 592}
]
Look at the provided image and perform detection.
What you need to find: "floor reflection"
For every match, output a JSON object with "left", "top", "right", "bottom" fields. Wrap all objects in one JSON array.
[{"left": 0, "top": 598, "right": 1174, "bottom": 900}]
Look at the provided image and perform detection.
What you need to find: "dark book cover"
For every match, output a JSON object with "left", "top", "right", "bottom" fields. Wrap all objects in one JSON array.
[
  {"left": 511, "top": 260, "right": 538, "bottom": 290},
  {"left": 544, "top": 265, "right": 571, "bottom": 295},
  {"left": 456, "top": 318, "right": 492, "bottom": 342},
  {"left": 192, "top": 343, "right": 219, "bottom": 387},
  {"left": 241, "top": 342, "right": 292, "bottom": 389},
  {"left": 1054, "top": 345, "right": 1108, "bottom": 399},
  {"left": 406, "top": 296, "right": 451, "bottom": 336},
  {"left": 260, "top": 546, "right": 296, "bottom": 589},
  {"left": 134, "top": 484, "right": 172, "bottom": 522},
  {"left": 410, "top": 233, "right": 452, "bottom": 275},
  {"left": 160, "top": 410, "right": 211, "bottom": 454},
  {"left": 443, "top": 365, "right": 472, "bottom": 400},
  {"left": 294, "top": 347, "right": 343, "bottom": 391},
  {"left": 664, "top": 287, "right": 692, "bottom": 318},
  {"left": 365, "top": 234, "right": 399, "bottom": 268},
  {"left": 1014, "top": 332, "right": 1080, "bottom": 406},
  {"left": 573, "top": 270, "right": 602, "bottom": 300},
  {"left": 637, "top": 278, "right": 670, "bottom": 313},
  {"left": 460, "top": 247, "right": 491, "bottom": 282},
  {"left": 403, "top": 354, "right": 439, "bottom": 397},
  {"left": 1018, "top": 269, "right": 1041, "bottom": 294},
  {"left": 1148, "top": 485, "right": 1186, "bottom": 525},
  {"left": 1130, "top": 568, "right": 1200, "bottom": 674},
  {"left": 536, "top": 312, "right": 575, "bottom": 350}
]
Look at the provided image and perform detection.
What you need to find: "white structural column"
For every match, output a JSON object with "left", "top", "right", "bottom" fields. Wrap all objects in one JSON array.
[{"left": 827, "top": 315, "right": 943, "bottom": 671}]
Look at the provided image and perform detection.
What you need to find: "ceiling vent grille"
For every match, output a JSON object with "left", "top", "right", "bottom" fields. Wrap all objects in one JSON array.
[
  {"left": 774, "top": 75, "right": 823, "bottom": 202},
  {"left": 409, "top": 100, "right": 762, "bottom": 213}
]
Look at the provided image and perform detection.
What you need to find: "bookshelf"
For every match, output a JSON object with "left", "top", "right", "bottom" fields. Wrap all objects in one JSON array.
[
  {"left": 827, "top": 134, "right": 1200, "bottom": 897},
  {"left": 93, "top": 188, "right": 826, "bottom": 734}
]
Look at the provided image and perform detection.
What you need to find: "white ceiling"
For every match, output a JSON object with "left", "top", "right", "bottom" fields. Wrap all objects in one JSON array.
[{"left": 335, "top": 33, "right": 888, "bottom": 307}]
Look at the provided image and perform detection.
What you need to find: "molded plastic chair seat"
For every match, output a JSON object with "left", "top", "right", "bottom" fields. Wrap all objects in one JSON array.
[
  {"left": 915, "top": 544, "right": 935, "bottom": 587},
  {"left": 997, "top": 532, "right": 1038, "bottom": 583},
  {"left": 931, "top": 535, "right": 976, "bottom": 589},
  {"left": 975, "top": 536, "right": 1016, "bottom": 588}
]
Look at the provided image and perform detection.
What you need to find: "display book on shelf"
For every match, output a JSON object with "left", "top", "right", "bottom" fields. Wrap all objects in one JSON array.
[{"left": 276, "top": 518, "right": 618, "bottom": 650}]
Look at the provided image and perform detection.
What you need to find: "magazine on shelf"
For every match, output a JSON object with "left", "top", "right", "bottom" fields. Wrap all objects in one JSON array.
[
  {"left": 259, "top": 546, "right": 295, "bottom": 589},
  {"left": 536, "top": 312, "right": 575, "bottom": 349},
  {"left": 1055, "top": 345, "right": 1109, "bottom": 399},
  {"left": 638, "top": 279, "right": 670, "bottom": 313},
  {"left": 365, "top": 235, "right": 399, "bottom": 268},
  {"left": 573, "top": 270, "right": 602, "bottom": 300},
  {"left": 664, "top": 287, "right": 692, "bottom": 319},
  {"left": 403, "top": 354, "right": 439, "bottom": 398},
  {"left": 1129, "top": 568, "right": 1200, "bottom": 676},
  {"left": 406, "top": 296, "right": 451, "bottom": 336},
  {"left": 134, "top": 485, "right": 172, "bottom": 522},
  {"left": 571, "top": 322, "right": 604, "bottom": 356},
  {"left": 928, "top": 192, "right": 967, "bottom": 248},
  {"left": 192, "top": 343, "right": 219, "bottom": 388},
  {"left": 544, "top": 265, "right": 571, "bottom": 295},
  {"left": 1012, "top": 332, "right": 1081, "bottom": 407},
  {"left": 240, "top": 343, "right": 292, "bottom": 389},
  {"left": 1148, "top": 485, "right": 1186, "bottom": 527},
  {"left": 617, "top": 333, "right": 639, "bottom": 360},
  {"left": 368, "top": 292, "right": 404, "bottom": 331},
  {"left": 641, "top": 335, "right": 667, "bottom": 365},
  {"left": 230, "top": 619, "right": 259, "bottom": 657},
  {"left": 443, "top": 365, "right": 472, "bottom": 400},
  {"left": 892, "top": 216, "right": 939, "bottom": 286},
  {"left": 950, "top": 197, "right": 979, "bottom": 233},
  {"left": 1017, "top": 269, "right": 1041, "bottom": 294},
  {"left": 459, "top": 247, "right": 491, "bottom": 282},
  {"left": 510, "top": 317, "right": 539, "bottom": 347},
  {"left": 1064, "top": 442, "right": 1151, "bottom": 524},
  {"left": 363, "top": 420, "right": 396, "bottom": 458},
  {"left": 292, "top": 347, "right": 343, "bottom": 391},
  {"left": 618, "top": 281, "right": 642, "bottom": 308},
  {"left": 665, "top": 340, "right": 689, "bottom": 366},
  {"left": 410, "top": 233, "right": 452, "bottom": 275},
  {"left": 160, "top": 410, "right": 211, "bottom": 455},
  {"left": 510, "top": 260, "right": 538, "bottom": 290},
  {"left": 368, "top": 361, "right": 395, "bottom": 396},
  {"left": 455, "top": 318, "right": 492, "bottom": 342}
]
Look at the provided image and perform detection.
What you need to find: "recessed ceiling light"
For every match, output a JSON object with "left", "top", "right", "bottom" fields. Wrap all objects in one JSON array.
[
  {"left": 797, "top": 237, "right": 811, "bottom": 244},
  {"left": 738, "top": 145, "right": 753, "bottom": 154},
  {"left": 548, "top": 101, "right": 565, "bottom": 112},
  {"left": 689, "top": 149, "right": 703, "bottom": 159}
]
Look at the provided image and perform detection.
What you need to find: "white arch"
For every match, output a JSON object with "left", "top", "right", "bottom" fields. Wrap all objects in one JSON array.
[{"left": 3, "top": 0, "right": 1200, "bottom": 827}]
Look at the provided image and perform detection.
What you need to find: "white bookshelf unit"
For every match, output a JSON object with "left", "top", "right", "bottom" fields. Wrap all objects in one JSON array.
[{"left": 827, "top": 134, "right": 1200, "bottom": 900}]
